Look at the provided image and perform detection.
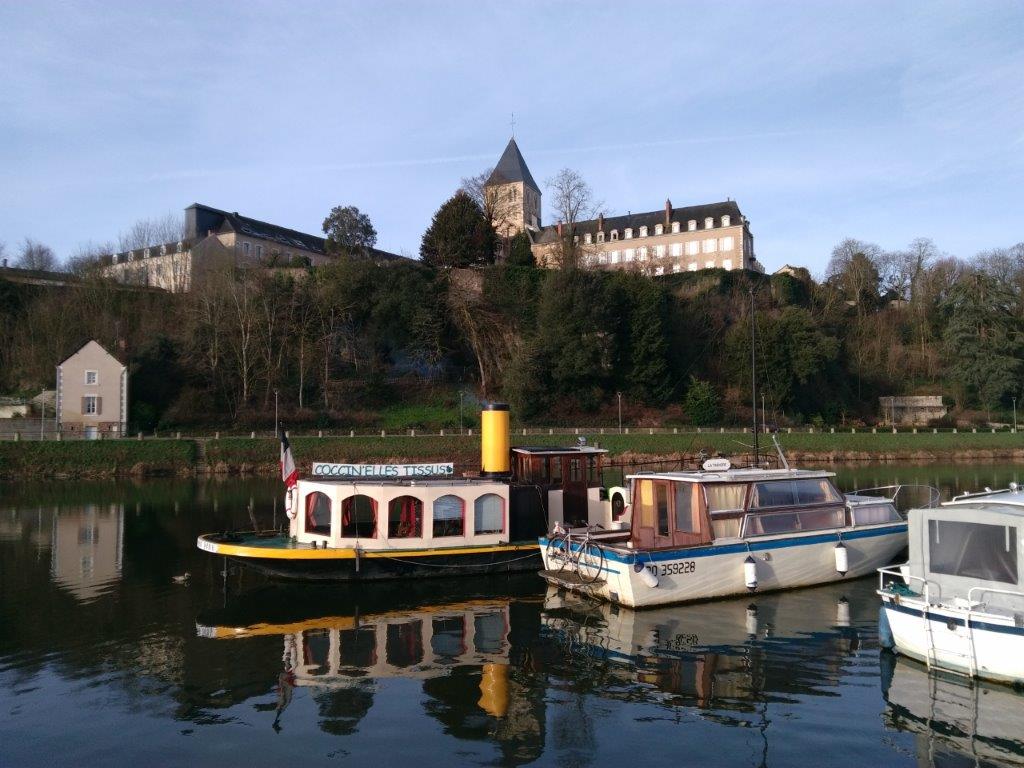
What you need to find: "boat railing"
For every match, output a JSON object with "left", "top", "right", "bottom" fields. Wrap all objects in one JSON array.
[
  {"left": 966, "top": 586, "right": 1024, "bottom": 612},
  {"left": 950, "top": 483, "right": 1024, "bottom": 503},
  {"left": 878, "top": 565, "right": 936, "bottom": 603},
  {"left": 848, "top": 484, "right": 940, "bottom": 513}
]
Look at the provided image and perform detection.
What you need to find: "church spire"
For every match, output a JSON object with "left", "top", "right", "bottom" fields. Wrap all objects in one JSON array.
[{"left": 484, "top": 137, "right": 540, "bottom": 193}]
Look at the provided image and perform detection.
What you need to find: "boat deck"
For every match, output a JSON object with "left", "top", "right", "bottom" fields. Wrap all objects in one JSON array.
[{"left": 539, "top": 569, "right": 607, "bottom": 589}]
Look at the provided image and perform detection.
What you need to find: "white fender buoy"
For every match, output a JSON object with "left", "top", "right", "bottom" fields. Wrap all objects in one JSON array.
[
  {"left": 745, "top": 605, "right": 758, "bottom": 636},
  {"left": 744, "top": 555, "right": 758, "bottom": 591},
  {"left": 836, "top": 597, "right": 850, "bottom": 627},
  {"left": 634, "top": 560, "right": 659, "bottom": 588},
  {"left": 834, "top": 541, "right": 849, "bottom": 576}
]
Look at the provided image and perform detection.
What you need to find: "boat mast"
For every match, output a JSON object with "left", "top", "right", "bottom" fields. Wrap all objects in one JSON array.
[{"left": 750, "top": 288, "right": 758, "bottom": 466}]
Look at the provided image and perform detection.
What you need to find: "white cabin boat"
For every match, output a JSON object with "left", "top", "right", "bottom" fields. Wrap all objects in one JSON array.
[
  {"left": 879, "top": 486, "right": 1024, "bottom": 684},
  {"left": 539, "top": 461, "right": 908, "bottom": 608}
]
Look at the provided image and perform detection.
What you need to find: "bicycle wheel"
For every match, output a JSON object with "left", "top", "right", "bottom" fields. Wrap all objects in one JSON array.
[
  {"left": 546, "top": 533, "right": 571, "bottom": 572},
  {"left": 574, "top": 542, "right": 606, "bottom": 584}
]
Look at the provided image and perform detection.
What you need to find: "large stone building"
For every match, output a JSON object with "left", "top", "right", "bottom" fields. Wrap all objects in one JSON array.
[
  {"left": 483, "top": 138, "right": 763, "bottom": 275},
  {"left": 56, "top": 340, "right": 128, "bottom": 438},
  {"left": 103, "top": 203, "right": 404, "bottom": 292}
]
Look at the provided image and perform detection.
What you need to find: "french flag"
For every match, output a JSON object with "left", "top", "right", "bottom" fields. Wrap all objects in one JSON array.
[{"left": 280, "top": 428, "right": 298, "bottom": 488}]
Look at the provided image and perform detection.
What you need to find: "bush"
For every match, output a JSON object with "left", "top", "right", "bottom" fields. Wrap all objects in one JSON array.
[{"left": 683, "top": 377, "right": 721, "bottom": 426}]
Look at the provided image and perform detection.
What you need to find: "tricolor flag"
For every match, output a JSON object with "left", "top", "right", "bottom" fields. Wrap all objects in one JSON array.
[{"left": 280, "top": 428, "right": 298, "bottom": 488}]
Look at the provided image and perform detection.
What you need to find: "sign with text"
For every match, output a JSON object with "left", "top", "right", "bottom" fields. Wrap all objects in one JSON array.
[{"left": 311, "top": 462, "right": 455, "bottom": 479}]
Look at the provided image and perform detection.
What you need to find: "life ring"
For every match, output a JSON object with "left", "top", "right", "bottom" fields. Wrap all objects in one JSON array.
[{"left": 285, "top": 488, "right": 297, "bottom": 519}]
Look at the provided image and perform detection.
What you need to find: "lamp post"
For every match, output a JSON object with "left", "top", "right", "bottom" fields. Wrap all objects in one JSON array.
[
  {"left": 1014, "top": 396, "right": 1017, "bottom": 433},
  {"left": 617, "top": 392, "right": 623, "bottom": 434},
  {"left": 274, "top": 389, "right": 279, "bottom": 435},
  {"left": 459, "top": 391, "right": 464, "bottom": 435},
  {"left": 761, "top": 393, "right": 766, "bottom": 433}
]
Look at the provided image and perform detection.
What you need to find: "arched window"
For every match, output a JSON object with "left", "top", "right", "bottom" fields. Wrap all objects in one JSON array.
[
  {"left": 341, "top": 494, "right": 377, "bottom": 538},
  {"left": 433, "top": 495, "right": 464, "bottom": 537},
  {"left": 388, "top": 495, "right": 423, "bottom": 538},
  {"left": 474, "top": 494, "right": 504, "bottom": 535},
  {"left": 305, "top": 491, "right": 332, "bottom": 536}
]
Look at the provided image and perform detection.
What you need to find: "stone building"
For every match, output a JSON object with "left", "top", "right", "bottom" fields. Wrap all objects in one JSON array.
[
  {"left": 56, "top": 340, "right": 128, "bottom": 438},
  {"left": 482, "top": 138, "right": 763, "bottom": 275},
  {"left": 878, "top": 395, "right": 947, "bottom": 426},
  {"left": 103, "top": 203, "right": 405, "bottom": 292}
]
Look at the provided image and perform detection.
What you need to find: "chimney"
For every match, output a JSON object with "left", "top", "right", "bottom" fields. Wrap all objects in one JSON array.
[
  {"left": 664, "top": 199, "right": 672, "bottom": 227},
  {"left": 1, "top": 258, "right": 6, "bottom": 268},
  {"left": 597, "top": 213, "right": 604, "bottom": 232}
]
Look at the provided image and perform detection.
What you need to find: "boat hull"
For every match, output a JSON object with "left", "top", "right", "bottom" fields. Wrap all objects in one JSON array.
[
  {"left": 881, "top": 596, "right": 1024, "bottom": 684},
  {"left": 198, "top": 534, "right": 541, "bottom": 581},
  {"left": 540, "top": 523, "right": 907, "bottom": 608}
]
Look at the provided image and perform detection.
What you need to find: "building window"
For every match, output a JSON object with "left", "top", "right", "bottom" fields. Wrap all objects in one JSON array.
[
  {"left": 688, "top": 262, "right": 698, "bottom": 271},
  {"left": 720, "top": 236, "right": 735, "bottom": 251},
  {"left": 705, "top": 217, "right": 714, "bottom": 229},
  {"left": 176, "top": 241, "right": 183, "bottom": 253},
  {"left": 585, "top": 233, "right": 592, "bottom": 244},
  {"left": 655, "top": 224, "right": 663, "bottom": 235},
  {"left": 85, "top": 370, "right": 98, "bottom": 385},
  {"left": 722, "top": 259, "right": 733, "bottom": 270},
  {"left": 341, "top": 495, "right": 377, "bottom": 538},
  {"left": 655, "top": 266, "right": 665, "bottom": 275},
  {"left": 624, "top": 228, "right": 633, "bottom": 239},
  {"left": 688, "top": 220, "right": 697, "bottom": 231},
  {"left": 83, "top": 395, "right": 98, "bottom": 414},
  {"left": 686, "top": 241, "right": 699, "bottom": 256},
  {"left": 703, "top": 238, "right": 717, "bottom": 253},
  {"left": 159, "top": 244, "right": 167, "bottom": 256},
  {"left": 672, "top": 263, "right": 681, "bottom": 273},
  {"left": 433, "top": 495, "right": 464, "bottom": 537},
  {"left": 112, "top": 254, "right": 119, "bottom": 264},
  {"left": 610, "top": 251, "right": 620, "bottom": 264},
  {"left": 126, "top": 252, "right": 134, "bottom": 262},
  {"left": 639, "top": 226, "right": 648, "bottom": 237},
  {"left": 654, "top": 244, "right": 666, "bottom": 258},
  {"left": 255, "top": 245, "right": 263, "bottom": 259},
  {"left": 625, "top": 249, "right": 635, "bottom": 262},
  {"left": 388, "top": 496, "right": 423, "bottom": 538},
  {"left": 597, "top": 232, "right": 605, "bottom": 243},
  {"left": 672, "top": 222, "right": 681, "bottom": 233},
  {"left": 242, "top": 242, "right": 250, "bottom": 255},
  {"left": 722, "top": 215, "right": 731, "bottom": 227},
  {"left": 670, "top": 243, "right": 682, "bottom": 257},
  {"left": 706, "top": 260, "right": 716, "bottom": 269},
  {"left": 305, "top": 491, "right": 332, "bottom": 536},
  {"left": 598, "top": 253, "right": 607, "bottom": 264},
  {"left": 143, "top": 248, "right": 150, "bottom": 258},
  {"left": 638, "top": 247, "right": 648, "bottom": 261},
  {"left": 474, "top": 494, "right": 504, "bottom": 535},
  {"left": 610, "top": 230, "right": 619, "bottom": 241}
]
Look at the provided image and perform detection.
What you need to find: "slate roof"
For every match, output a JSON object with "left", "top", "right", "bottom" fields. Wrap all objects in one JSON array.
[
  {"left": 484, "top": 138, "right": 541, "bottom": 193},
  {"left": 531, "top": 200, "right": 745, "bottom": 245}
]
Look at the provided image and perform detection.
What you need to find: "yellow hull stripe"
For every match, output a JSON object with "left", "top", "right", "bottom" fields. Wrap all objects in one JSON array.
[{"left": 197, "top": 535, "right": 538, "bottom": 561}]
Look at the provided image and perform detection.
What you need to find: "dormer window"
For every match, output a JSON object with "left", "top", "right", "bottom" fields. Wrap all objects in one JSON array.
[
  {"left": 573, "top": 235, "right": 579, "bottom": 245},
  {"left": 688, "top": 220, "right": 697, "bottom": 231},
  {"left": 610, "top": 230, "right": 619, "bottom": 241},
  {"left": 639, "top": 226, "right": 648, "bottom": 237},
  {"left": 143, "top": 247, "right": 150, "bottom": 258},
  {"left": 176, "top": 241, "right": 183, "bottom": 253},
  {"left": 705, "top": 217, "right": 714, "bottom": 229},
  {"left": 721, "top": 215, "right": 731, "bottom": 227},
  {"left": 160, "top": 244, "right": 167, "bottom": 256},
  {"left": 597, "top": 232, "right": 605, "bottom": 243},
  {"left": 126, "top": 251, "right": 134, "bottom": 262},
  {"left": 585, "top": 233, "right": 592, "bottom": 245},
  {"left": 112, "top": 254, "right": 119, "bottom": 264},
  {"left": 624, "top": 228, "right": 633, "bottom": 239},
  {"left": 654, "top": 224, "right": 663, "bottom": 235},
  {"left": 672, "top": 222, "right": 681, "bottom": 234}
]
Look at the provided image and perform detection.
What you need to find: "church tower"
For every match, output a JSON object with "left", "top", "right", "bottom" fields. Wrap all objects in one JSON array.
[{"left": 483, "top": 138, "right": 541, "bottom": 239}]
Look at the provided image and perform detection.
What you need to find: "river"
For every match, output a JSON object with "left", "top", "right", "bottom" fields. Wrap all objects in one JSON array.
[{"left": 2, "top": 464, "right": 1024, "bottom": 767}]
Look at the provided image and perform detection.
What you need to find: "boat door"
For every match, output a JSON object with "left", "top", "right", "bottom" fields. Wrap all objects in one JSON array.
[
  {"left": 633, "top": 479, "right": 712, "bottom": 549},
  {"left": 561, "top": 456, "right": 588, "bottom": 523}
]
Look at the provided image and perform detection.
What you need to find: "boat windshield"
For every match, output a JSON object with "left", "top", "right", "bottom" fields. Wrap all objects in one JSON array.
[
  {"left": 928, "top": 519, "right": 1019, "bottom": 585},
  {"left": 749, "top": 479, "right": 841, "bottom": 509},
  {"left": 743, "top": 507, "right": 845, "bottom": 537}
]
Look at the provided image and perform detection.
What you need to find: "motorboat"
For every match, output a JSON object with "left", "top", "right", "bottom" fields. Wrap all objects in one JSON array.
[{"left": 879, "top": 485, "right": 1024, "bottom": 683}]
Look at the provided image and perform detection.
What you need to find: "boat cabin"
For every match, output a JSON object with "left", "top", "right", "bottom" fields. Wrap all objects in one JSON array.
[
  {"left": 292, "top": 478, "right": 517, "bottom": 549},
  {"left": 903, "top": 491, "right": 1024, "bottom": 610},
  {"left": 625, "top": 468, "right": 900, "bottom": 549},
  {"left": 510, "top": 446, "right": 611, "bottom": 529}
]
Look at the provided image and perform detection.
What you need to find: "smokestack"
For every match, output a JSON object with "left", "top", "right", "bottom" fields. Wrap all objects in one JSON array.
[
  {"left": 597, "top": 213, "right": 604, "bottom": 232},
  {"left": 664, "top": 199, "right": 672, "bottom": 227},
  {"left": 480, "top": 403, "right": 511, "bottom": 477}
]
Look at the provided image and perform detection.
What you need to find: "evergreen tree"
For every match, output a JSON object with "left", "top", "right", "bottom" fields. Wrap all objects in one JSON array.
[
  {"left": 683, "top": 377, "right": 721, "bottom": 425},
  {"left": 420, "top": 191, "right": 497, "bottom": 269},
  {"left": 506, "top": 231, "right": 535, "bottom": 266},
  {"left": 627, "top": 279, "right": 674, "bottom": 404}
]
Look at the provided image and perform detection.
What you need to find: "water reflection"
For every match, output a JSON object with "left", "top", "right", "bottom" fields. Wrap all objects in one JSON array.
[{"left": 882, "top": 654, "right": 1024, "bottom": 767}]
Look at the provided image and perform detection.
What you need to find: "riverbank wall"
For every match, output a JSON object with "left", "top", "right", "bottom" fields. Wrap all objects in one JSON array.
[{"left": 2, "top": 431, "right": 1023, "bottom": 480}]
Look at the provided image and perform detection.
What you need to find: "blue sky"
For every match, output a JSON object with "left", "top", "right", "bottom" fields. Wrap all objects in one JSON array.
[{"left": 0, "top": 1, "right": 1021, "bottom": 274}]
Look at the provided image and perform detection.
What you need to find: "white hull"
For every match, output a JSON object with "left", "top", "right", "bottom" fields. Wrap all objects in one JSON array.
[
  {"left": 541, "top": 523, "right": 906, "bottom": 608},
  {"left": 881, "top": 596, "right": 1024, "bottom": 683}
]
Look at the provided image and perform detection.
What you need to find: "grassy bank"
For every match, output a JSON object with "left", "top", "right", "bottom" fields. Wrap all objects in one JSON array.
[{"left": 2, "top": 430, "right": 1023, "bottom": 480}]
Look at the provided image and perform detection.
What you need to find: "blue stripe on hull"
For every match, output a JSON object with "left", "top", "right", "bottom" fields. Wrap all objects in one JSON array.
[{"left": 883, "top": 599, "right": 1024, "bottom": 637}]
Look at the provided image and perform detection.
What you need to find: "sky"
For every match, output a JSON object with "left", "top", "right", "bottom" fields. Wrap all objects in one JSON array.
[{"left": 0, "top": 1, "right": 1022, "bottom": 275}]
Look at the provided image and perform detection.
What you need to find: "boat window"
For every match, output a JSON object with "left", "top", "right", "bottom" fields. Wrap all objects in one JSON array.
[
  {"left": 674, "top": 482, "right": 697, "bottom": 533},
  {"left": 656, "top": 483, "right": 670, "bottom": 536},
  {"left": 386, "top": 620, "right": 423, "bottom": 668},
  {"left": 474, "top": 612, "right": 506, "bottom": 653},
  {"left": 431, "top": 616, "right": 466, "bottom": 658},
  {"left": 550, "top": 457, "right": 562, "bottom": 484},
  {"left": 587, "top": 456, "right": 598, "bottom": 484},
  {"left": 635, "top": 480, "right": 656, "bottom": 530},
  {"left": 531, "top": 457, "right": 549, "bottom": 483},
  {"left": 341, "top": 495, "right": 377, "bottom": 538},
  {"left": 339, "top": 626, "right": 377, "bottom": 667},
  {"left": 304, "top": 491, "right": 332, "bottom": 536},
  {"left": 433, "top": 495, "right": 465, "bottom": 537},
  {"left": 388, "top": 495, "right": 423, "bottom": 538},
  {"left": 569, "top": 458, "right": 581, "bottom": 482},
  {"left": 750, "top": 479, "right": 841, "bottom": 508},
  {"left": 928, "top": 519, "right": 1018, "bottom": 584},
  {"left": 743, "top": 507, "right": 846, "bottom": 536},
  {"left": 705, "top": 483, "right": 747, "bottom": 512},
  {"left": 851, "top": 503, "right": 901, "bottom": 525},
  {"left": 303, "top": 629, "right": 331, "bottom": 675},
  {"left": 474, "top": 494, "right": 504, "bottom": 535},
  {"left": 711, "top": 517, "right": 741, "bottom": 539}
]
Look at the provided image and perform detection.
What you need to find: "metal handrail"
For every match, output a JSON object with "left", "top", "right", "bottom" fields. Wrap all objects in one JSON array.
[
  {"left": 848, "top": 484, "right": 940, "bottom": 510},
  {"left": 966, "top": 586, "right": 1024, "bottom": 607},
  {"left": 878, "top": 565, "right": 933, "bottom": 603}
]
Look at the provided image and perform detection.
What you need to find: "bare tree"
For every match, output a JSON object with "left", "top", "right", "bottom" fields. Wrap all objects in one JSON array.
[
  {"left": 14, "top": 239, "right": 58, "bottom": 271},
  {"left": 544, "top": 168, "right": 602, "bottom": 269},
  {"left": 118, "top": 212, "right": 186, "bottom": 251},
  {"left": 66, "top": 241, "right": 115, "bottom": 277},
  {"left": 459, "top": 169, "right": 492, "bottom": 210}
]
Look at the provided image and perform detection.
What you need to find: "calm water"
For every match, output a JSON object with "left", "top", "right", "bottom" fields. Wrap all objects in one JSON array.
[{"left": 3, "top": 465, "right": 1024, "bottom": 767}]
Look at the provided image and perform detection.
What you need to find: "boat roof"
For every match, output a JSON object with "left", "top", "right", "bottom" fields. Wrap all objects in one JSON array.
[
  {"left": 512, "top": 446, "right": 608, "bottom": 455},
  {"left": 300, "top": 477, "right": 500, "bottom": 488},
  {"left": 941, "top": 488, "right": 1024, "bottom": 516},
  {"left": 626, "top": 468, "right": 835, "bottom": 484}
]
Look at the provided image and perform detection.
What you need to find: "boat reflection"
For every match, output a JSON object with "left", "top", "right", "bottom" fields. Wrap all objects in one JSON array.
[{"left": 882, "top": 654, "right": 1024, "bottom": 767}]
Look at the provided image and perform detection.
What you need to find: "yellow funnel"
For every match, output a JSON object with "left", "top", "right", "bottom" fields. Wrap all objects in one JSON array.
[
  {"left": 477, "top": 663, "right": 510, "bottom": 717},
  {"left": 480, "top": 403, "right": 511, "bottom": 476}
]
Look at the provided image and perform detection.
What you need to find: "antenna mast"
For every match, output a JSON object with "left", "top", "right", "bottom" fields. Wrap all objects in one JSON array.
[{"left": 750, "top": 288, "right": 759, "bottom": 466}]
